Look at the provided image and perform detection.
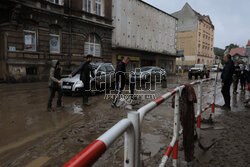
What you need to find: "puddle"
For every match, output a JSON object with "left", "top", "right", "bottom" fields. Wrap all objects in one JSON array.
[
  {"left": 25, "top": 157, "right": 50, "bottom": 167},
  {"left": 141, "top": 133, "right": 165, "bottom": 160}
]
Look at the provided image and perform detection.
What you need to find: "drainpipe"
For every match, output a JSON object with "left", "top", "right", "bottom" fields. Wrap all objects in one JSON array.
[{"left": 68, "top": 0, "right": 72, "bottom": 70}]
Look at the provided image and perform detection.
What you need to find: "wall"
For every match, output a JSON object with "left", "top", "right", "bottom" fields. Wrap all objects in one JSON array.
[
  {"left": 176, "top": 31, "right": 197, "bottom": 66},
  {"left": 112, "top": 0, "right": 177, "bottom": 55},
  {"left": 172, "top": 4, "right": 198, "bottom": 32}
]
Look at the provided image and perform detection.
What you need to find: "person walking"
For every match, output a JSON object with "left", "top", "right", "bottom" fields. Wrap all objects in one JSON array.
[
  {"left": 233, "top": 63, "right": 241, "bottom": 94},
  {"left": 47, "top": 60, "right": 63, "bottom": 112},
  {"left": 111, "top": 57, "right": 130, "bottom": 108},
  {"left": 69, "top": 54, "right": 95, "bottom": 106},
  {"left": 240, "top": 65, "right": 247, "bottom": 91},
  {"left": 244, "top": 68, "right": 250, "bottom": 107},
  {"left": 221, "top": 54, "right": 235, "bottom": 110}
]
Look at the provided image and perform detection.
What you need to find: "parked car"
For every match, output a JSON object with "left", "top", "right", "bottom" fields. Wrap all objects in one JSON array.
[
  {"left": 211, "top": 65, "right": 219, "bottom": 72},
  {"left": 130, "top": 66, "right": 166, "bottom": 82},
  {"left": 61, "top": 62, "right": 115, "bottom": 95},
  {"left": 188, "top": 64, "right": 210, "bottom": 79}
]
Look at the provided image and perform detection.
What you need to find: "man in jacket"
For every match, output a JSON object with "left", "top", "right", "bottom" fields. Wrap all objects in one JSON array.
[
  {"left": 69, "top": 54, "right": 95, "bottom": 106},
  {"left": 240, "top": 65, "right": 247, "bottom": 91},
  {"left": 233, "top": 63, "right": 241, "bottom": 94},
  {"left": 111, "top": 57, "right": 130, "bottom": 107},
  {"left": 221, "top": 54, "right": 235, "bottom": 110},
  {"left": 244, "top": 67, "right": 250, "bottom": 107},
  {"left": 47, "top": 60, "right": 63, "bottom": 112}
]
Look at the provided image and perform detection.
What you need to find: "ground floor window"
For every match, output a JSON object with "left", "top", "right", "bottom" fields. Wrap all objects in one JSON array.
[
  {"left": 24, "top": 30, "right": 36, "bottom": 51},
  {"left": 84, "top": 34, "right": 101, "bottom": 57},
  {"left": 158, "top": 60, "right": 173, "bottom": 73},
  {"left": 50, "top": 34, "right": 60, "bottom": 53},
  {"left": 26, "top": 67, "right": 37, "bottom": 75}
]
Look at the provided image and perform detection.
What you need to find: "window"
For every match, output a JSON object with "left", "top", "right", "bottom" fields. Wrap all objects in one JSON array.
[
  {"left": 105, "top": 65, "right": 114, "bottom": 72},
  {"left": 98, "top": 66, "right": 106, "bottom": 72},
  {"left": 50, "top": 34, "right": 60, "bottom": 53},
  {"left": 95, "top": 0, "right": 101, "bottom": 16},
  {"left": 24, "top": 30, "right": 36, "bottom": 51},
  {"left": 85, "top": 0, "right": 91, "bottom": 12},
  {"left": 50, "top": 26, "right": 60, "bottom": 53},
  {"left": 84, "top": 34, "right": 101, "bottom": 57},
  {"left": 26, "top": 67, "right": 37, "bottom": 75}
]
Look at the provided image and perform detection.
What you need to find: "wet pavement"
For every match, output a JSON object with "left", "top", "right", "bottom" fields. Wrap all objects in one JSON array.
[{"left": 0, "top": 73, "right": 249, "bottom": 167}]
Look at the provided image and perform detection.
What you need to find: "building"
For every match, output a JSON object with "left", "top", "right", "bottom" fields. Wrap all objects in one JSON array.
[
  {"left": 230, "top": 47, "right": 247, "bottom": 63},
  {"left": 0, "top": 0, "right": 113, "bottom": 82},
  {"left": 246, "top": 40, "right": 250, "bottom": 68},
  {"left": 111, "top": 0, "right": 179, "bottom": 73},
  {"left": 172, "top": 3, "right": 215, "bottom": 67}
]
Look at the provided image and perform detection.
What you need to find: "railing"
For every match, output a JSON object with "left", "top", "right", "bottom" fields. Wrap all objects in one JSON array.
[{"left": 64, "top": 77, "right": 217, "bottom": 167}]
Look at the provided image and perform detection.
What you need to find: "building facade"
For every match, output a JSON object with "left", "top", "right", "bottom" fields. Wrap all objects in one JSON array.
[
  {"left": 0, "top": 0, "right": 113, "bottom": 82},
  {"left": 111, "top": 0, "right": 179, "bottom": 73},
  {"left": 246, "top": 40, "right": 250, "bottom": 68},
  {"left": 172, "top": 3, "right": 215, "bottom": 67}
]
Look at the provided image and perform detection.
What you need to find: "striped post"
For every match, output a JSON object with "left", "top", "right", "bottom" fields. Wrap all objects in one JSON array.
[
  {"left": 172, "top": 141, "right": 178, "bottom": 167},
  {"left": 197, "top": 81, "right": 202, "bottom": 138},
  {"left": 159, "top": 145, "right": 173, "bottom": 167},
  {"left": 63, "top": 119, "right": 133, "bottom": 167},
  {"left": 173, "top": 91, "right": 180, "bottom": 167},
  {"left": 63, "top": 140, "right": 106, "bottom": 167}
]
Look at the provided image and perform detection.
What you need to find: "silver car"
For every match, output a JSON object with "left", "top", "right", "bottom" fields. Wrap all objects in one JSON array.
[
  {"left": 130, "top": 66, "right": 166, "bottom": 82},
  {"left": 61, "top": 62, "right": 115, "bottom": 94}
]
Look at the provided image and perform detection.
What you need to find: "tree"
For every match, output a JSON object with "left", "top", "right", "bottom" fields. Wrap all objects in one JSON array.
[
  {"left": 225, "top": 43, "right": 239, "bottom": 52},
  {"left": 214, "top": 47, "right": 225, "bottom": 64}
]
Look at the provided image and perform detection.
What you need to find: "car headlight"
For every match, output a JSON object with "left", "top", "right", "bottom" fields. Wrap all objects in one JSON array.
[{"left": 76, "top": 81, "right": 83, "bottom": 84}]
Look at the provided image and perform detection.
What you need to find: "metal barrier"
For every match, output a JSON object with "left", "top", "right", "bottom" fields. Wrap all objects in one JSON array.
[{"left": 64, "top": 77, "right": 216, "bottom": 167}]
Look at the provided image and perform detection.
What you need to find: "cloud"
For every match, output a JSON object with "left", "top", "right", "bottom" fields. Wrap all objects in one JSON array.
[{"left": 143, "top": 0, "right": 250, "bottom": 49}]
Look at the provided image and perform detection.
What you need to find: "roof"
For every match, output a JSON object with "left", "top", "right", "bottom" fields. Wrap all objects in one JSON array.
[
  {"left": 247, "top": 40, "right": 250, "bottom": 46},
  {"left": 230, "top": 47, "right": 246, "bottom": 57},
  {"left": 183, "top": 3, "right": 214, "bottom": 28}
]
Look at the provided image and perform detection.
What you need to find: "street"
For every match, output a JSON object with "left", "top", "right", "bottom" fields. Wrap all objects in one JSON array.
[{"left": 0, "top": 73, "right": 249, "bottom": 167}]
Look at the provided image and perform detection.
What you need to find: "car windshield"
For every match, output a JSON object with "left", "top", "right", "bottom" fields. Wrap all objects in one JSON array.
[
  {"left": 194, "top": 64, "right": 203, "bottom": 68},
  {"left": 140, "top": 67, "right": 152, "bottom": 72},
  {"left": 92, "top": 65, "right": 99, "bottom": 70}
]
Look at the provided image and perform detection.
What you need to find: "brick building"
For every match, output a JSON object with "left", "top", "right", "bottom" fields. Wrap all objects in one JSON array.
[{"left": 0, "top": 0, "right": 113, "bottom": 82}]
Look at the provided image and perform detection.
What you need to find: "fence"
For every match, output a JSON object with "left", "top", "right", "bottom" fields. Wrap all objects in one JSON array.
[{"left": 64, "top": 77, "right": 217, "bottom": 167}]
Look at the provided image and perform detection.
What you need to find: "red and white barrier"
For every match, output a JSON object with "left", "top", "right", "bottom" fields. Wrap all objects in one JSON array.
[{"left": 64, "top": 77, "right": 216, "bottom": 167}]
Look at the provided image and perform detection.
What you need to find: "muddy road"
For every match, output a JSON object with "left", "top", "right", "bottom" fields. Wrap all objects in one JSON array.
[{"left": 0, "top": 73, "right": 249, "bottom": 167}]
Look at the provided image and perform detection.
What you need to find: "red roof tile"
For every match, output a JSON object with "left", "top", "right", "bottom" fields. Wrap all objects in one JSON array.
[
  {"left": 247, "top": 40, "right": 250, "bottom": 46},
  {"left": 230, "top": 47, "right": 246, "bottom": 57}
]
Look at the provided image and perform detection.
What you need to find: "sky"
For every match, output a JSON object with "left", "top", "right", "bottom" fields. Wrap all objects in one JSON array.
[{"left": 143, "top": 0, "right": 250, "bottom": 49}]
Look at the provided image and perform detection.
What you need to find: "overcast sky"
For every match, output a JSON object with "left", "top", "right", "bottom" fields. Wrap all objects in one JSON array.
[{"left": 143, "top": 0, "right": 250, "bottom": 49}]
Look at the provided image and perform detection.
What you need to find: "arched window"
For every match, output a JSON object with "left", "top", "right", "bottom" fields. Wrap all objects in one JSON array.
[{"left": 84, "top": 34, "right": 101, "bottom": 57}]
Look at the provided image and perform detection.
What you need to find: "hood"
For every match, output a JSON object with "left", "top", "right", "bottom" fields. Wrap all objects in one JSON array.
[
  {"left": 190, "top": 67, "right": 201, "bottom": 70},
  {"left": 51, "top": 60, "right": 59, "bottom": 67}
]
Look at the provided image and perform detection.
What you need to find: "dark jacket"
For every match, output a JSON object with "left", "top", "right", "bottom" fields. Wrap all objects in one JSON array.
[
  {"left": 71, "top": 61, "right": 95, "bottom": 82},
  {"left": 221, "top": 60, "right": 235, "bottom": 84},
  {"left": 48, "top": 60, "right": 61, "bottom": 88},
  {"left": 246, "top": 70, "right": 250, "bottom": 83},
  {"left": 115, "top": 61, "right": 126, "bottom": 82},
  {"left": 234, "top": 65, "right": 241, "bottom": 78},
  {"left": 240, "top": 69, "right": 247, "bottom": 80}
]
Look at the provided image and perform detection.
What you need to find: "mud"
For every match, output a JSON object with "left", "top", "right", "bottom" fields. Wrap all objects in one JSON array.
[{"left": 0, "top": 73, "right": 249, "bottom": 167}]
